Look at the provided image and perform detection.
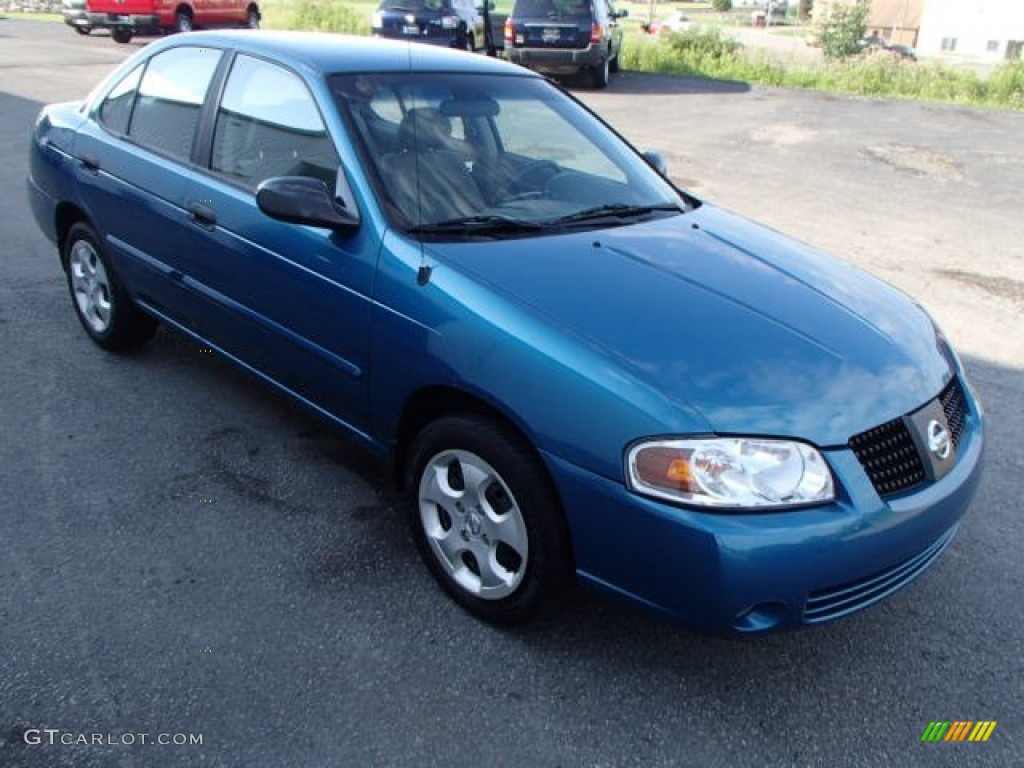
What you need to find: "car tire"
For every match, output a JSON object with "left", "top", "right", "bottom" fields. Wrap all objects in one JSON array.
[
  {"left": 465, "top": 32, "right": 475, "bottom": 52},
  {"left": 111, "top": 28, "right": 133, "bottom": 43},
  {"left": 63, "top": 222, "right": 157, "bottom": 351},
  {"left": 75, "top": 26, "right": 91, "bottom": 35},
  {"left": 591, "top": 55, "right": 609, "bottom": 88},
  {"left": 247, "top": 9, "right": 260, "bottom": 29},
  {"left": 609, "top": 50, "right": 620, "bottom": 73},
  {"left": 176, "top": 11, "right": 193, "bottom": 33},
  {"left": 407, "top": 415, "right": 571, "bottom": 625}
]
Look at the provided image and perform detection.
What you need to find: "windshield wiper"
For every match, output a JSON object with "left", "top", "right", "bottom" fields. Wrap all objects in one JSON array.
[
  {"left": 408, "top": 215, "right": 546, "bottom": 238},
  {"left": 547, "top": 203, "right": 682, "bottom": 227}
]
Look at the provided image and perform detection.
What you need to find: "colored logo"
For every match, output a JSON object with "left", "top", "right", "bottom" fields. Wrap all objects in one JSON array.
[{"left": 921, "top": 721, "right": 997, "bottom": 742}]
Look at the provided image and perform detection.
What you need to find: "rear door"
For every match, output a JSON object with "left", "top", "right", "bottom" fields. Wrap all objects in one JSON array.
[
  {"left": 518, "top": 0, "right": 591, "bottom": 49},
  {"left": 74, "top": 46, "right": 225, "bottom": 325}
]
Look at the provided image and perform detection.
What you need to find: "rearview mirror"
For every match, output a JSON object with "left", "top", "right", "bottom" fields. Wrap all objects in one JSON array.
[
  {"left": 643, "top": 151, "right": 667, "bottom": 177},
  {"left": 256, "top": 176, "right": 359, "bottom": 230}
]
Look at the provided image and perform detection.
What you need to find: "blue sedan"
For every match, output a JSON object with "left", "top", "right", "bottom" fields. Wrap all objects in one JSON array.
[{"left": 27, "top": 31, "right": 984, "bottom": 633}]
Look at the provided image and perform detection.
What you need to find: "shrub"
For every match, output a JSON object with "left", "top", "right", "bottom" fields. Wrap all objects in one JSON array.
[
  {"left": 820, "top": 0, "right": 868, "bottom": 60},
  {"left": 288, "top": 1, "right": 370, "bottom": 35},
  {"left": 711, "top": 0, "right": 733, "bottom": 12}
]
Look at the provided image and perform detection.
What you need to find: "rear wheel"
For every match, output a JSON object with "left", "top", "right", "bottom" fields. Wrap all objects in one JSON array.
[
  {"left": 111, "top": 28, "right": 133, "bottom": 43},
  {"left": 175, "top": 11, "right": 193, "bottom": 33},
  {"left": 465, "top": 32, "right": 475, "bottom": 52},
  {"left": 609, "top": 50, "right": 620, "bottom": 73},
  {"left": 246, "top": 9, "right": 260, "bottom": 29},
  {"left": 407, "top": 415, "right": 571, "bottom": 625},
  {"left": 63, "top": 222, "right": 157, "bottom": 351},
  {"left": 74, "top": 26, "right": 91, "bottom": 35},
  {"left": 591, "top": 55, "right": 609, "bottom": 88}
]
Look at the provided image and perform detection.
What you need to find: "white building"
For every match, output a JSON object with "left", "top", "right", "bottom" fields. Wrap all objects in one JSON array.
[{"left": 917, "top": 0, "right": 1024, "bottom": 60}]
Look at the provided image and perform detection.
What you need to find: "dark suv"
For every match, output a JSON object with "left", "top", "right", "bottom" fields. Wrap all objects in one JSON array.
[
  {"left": 371, "top": 0, "right": 486, "bottom": 52},
  {"left": 503, "top": 0, "right": 626, "bottom": 88}
]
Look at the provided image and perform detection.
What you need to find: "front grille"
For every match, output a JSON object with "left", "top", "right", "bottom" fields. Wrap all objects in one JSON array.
[
  {"left": 849, "top": 418, "right": 926, "bottom": 496},
  {"left": 939, "top": 376, "right": 967, "bottom": 450},
  {"left": 804, "top": 526, "right": 957, "bottom": 623}
]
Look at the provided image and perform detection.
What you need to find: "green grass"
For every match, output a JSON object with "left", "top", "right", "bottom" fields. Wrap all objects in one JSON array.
[
  {"left": 622, "top": 29, "right": 1024, "bottom": 110},
  {"left": 0, "top": 12, "right": 63, "bottom": 22}
]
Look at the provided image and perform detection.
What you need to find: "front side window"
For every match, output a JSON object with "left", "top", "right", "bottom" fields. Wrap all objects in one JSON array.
[
  {"left": 332, "top": 72, "right": 683, "bottom": 235},
  {"left": 212, "top": 54, "right": 338, "bottom": 191},
  {"left": 128, "top": 47, "right": 222, "bottom": 162}
]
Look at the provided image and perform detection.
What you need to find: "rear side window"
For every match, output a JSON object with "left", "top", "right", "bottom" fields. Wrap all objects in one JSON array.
[
  {"left": 97, "top": 64, "right": 143, "bottom": 135},
  {"left": 378, "top": 0, "right": 450, "bottom": 9},
  {"left": 514, "top": 0, "right": 592, "bottom": 18},
  {"left": 128, "top": 47, "right": 223, "bottom": 162},
  {"left": 211, "top": 54, "right": 338, "bottom": 191}
]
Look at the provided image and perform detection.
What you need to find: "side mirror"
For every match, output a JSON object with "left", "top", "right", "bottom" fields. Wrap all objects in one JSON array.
[
  {"left": 643, "top": 151, "right": 667, "bottom": 177},
  {"left": 256, "top": 176, "right": 359, "bottom": 230}
]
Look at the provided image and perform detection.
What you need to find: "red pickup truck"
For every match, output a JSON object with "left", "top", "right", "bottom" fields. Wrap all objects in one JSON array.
[{"left": 86, "top": 0, "right": 261, "bottom": 43}]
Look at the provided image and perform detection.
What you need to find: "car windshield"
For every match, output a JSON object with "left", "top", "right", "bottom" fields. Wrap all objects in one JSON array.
[
  {"left": 514, "top": 0, "right": 592, "bottom": 19},
  {"left": 378, "top": 0, "right": 450, "bottom": 10},
  {"left": 331, "top": 73, "right": 685, "bottom": 238}
]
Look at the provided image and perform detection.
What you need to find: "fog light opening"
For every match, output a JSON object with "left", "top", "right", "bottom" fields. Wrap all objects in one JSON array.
[{"left": 733, "top": 601, "right": 790, "bottom": 633}]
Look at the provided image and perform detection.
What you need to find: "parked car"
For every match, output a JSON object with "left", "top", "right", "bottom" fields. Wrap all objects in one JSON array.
[
  {"left": 503, "top": 0, "right": 627, "bottom": 88},
  {"left": 886, "top": 43, "right": 918, "bottom": 61},
  {"left": 61, "top": 0, "right": 91, "bottom": 35},
  {"left": 860, "top": 35, "right": 917, "bottom": 61},
  {"left": 27, "top": 32, "right": 984, "bottom": 634},
  {"left": 371, "top": 0, "right": 486, "bottom": 52},
  {"left": 86, "top": 0, "right": 261, "bottom": 44},
  {"left": 645, "top": 9, "right": 691, "bottom": 36}
]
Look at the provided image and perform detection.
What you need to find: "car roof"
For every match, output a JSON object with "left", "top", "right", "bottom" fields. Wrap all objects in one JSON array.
[{"left": 149, "top": 30, "right": 534, "bottom": 78}]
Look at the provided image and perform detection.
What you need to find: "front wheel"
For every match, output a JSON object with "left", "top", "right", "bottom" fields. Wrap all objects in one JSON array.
[
  {"left": 74, "top": 26, "right": 91, "bottom": 35},
  {"left": 407, "top": 415, "right": 571, "bottom": 625},
  {"left": 63, "top": 222, "right": 157, "bottom": 351},
  {"left": 111, "top": 28, "right": 133, "bottom": 43},
  {"left": 246, "top": 9, "right": 260, "bottom": 29}
]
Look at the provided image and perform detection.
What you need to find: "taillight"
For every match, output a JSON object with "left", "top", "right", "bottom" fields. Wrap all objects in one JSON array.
[
  {"left": 591, "top": 23, "right": 602, "bottom": 44},
  {"left": 504, "top": 18, "right": 514, "bottom": 44}
]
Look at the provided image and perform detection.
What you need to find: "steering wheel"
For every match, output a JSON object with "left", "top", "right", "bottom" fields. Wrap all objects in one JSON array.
[{"left": 494, "top": 160, "right": 560, "bottom": 203}]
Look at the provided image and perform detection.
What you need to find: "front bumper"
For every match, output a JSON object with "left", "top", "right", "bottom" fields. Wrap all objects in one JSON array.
[
  {"left": 372, "top": 30, "right": 465, "bottom": 49},
  {"left": 504, "top": 44, "right": 604, "bottom": 75},
  {"left": 546, "top": 397, "right": 985, "bottom": 634}
]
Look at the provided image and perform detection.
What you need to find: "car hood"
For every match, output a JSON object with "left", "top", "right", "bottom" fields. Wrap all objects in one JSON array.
[{"left": 427, "top": 204, "right": 955, "bottom": 447}]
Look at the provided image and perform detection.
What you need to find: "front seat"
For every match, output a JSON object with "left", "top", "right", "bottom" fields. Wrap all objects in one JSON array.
[{"left": 379, "top": 108, "right": 485, "bottom": 225}]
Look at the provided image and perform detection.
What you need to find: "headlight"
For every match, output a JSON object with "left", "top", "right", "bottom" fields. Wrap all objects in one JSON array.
[
  {"left": 626, "top": 437, "right": 834, "bottom": 510},
  {"left": 371, "top": 11, "right": 384, "bottom": 29}
]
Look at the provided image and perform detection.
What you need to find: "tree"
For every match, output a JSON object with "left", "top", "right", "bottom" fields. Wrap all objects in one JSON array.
[
  {"left": 820, "top": 0, "right": 868, "bottom": 60},
  {"left": 711, "top": 0, "right": 733, "bottom": 12},
  {"left": 799, "top": 0, "right": 813, "bottom": 21}
]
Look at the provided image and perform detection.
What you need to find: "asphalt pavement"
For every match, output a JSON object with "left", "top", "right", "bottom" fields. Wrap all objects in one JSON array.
[{"left": 1, "top": 18, "right": 1021, "bottom": 768}]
